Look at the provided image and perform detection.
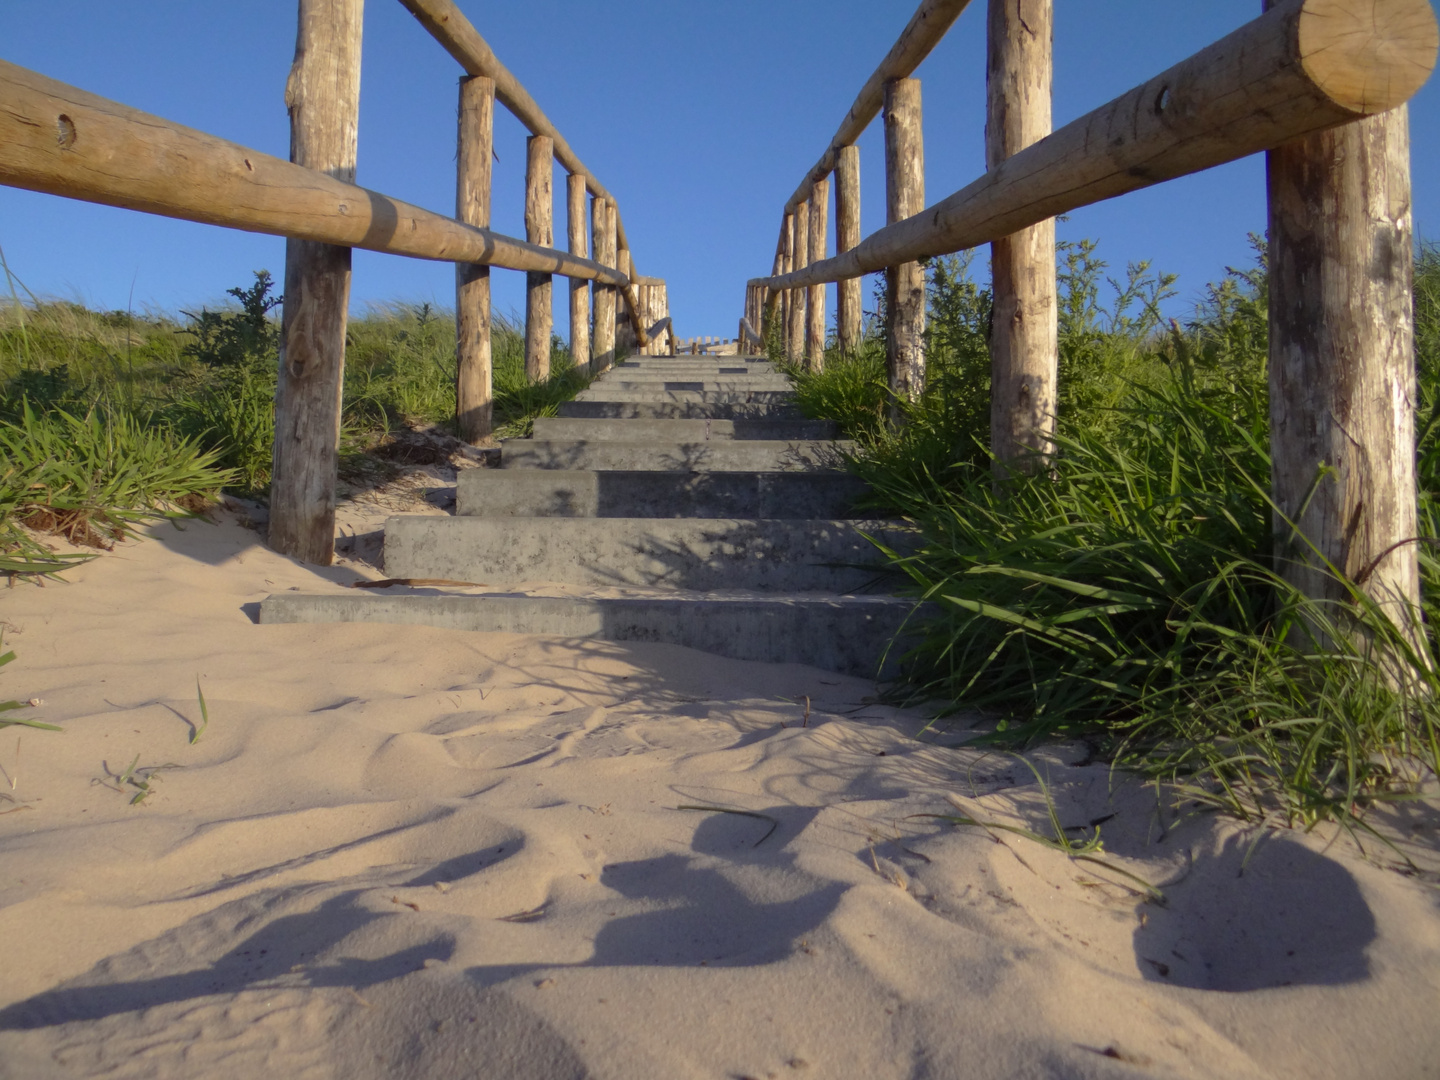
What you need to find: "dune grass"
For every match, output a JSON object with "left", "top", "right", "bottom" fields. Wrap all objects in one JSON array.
[
  {"left": 783, "top": 239, "right": 1440, "bottom": 835},
  {"left": 0, "top": 268, "right": 595, "bottom": 566}
]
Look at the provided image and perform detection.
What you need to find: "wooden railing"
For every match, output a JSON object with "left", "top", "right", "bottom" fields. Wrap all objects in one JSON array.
[
  {"left": 676, "top": 336, "right": 743, "bottom": 357},
  {"left": 0, "top": 0, "right": 670, "bottom": 565},
  {"left": 746, "top": 0, "right": 1439, "bottom": 634}
]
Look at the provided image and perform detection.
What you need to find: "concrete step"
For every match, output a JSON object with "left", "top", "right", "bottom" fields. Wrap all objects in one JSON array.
[
  {"left": 571, "top": 389, "right": 795, "bottom": 405},
  {"left": 457, "top": 469, "right": 871, "bottom": 518},
  {"left": 557, "top": 400, "right": 804, "bottom": 420},
  {"left": 530, "top": 417, "right": 838, "bottom": 441},
  {"left": 616, "top": 360, "right": 778, "bottom": 372},
  {"left": 384, "top": 515, "right": 910, "bottom": 593},
  {"left": 498, "top": 439, "right": 848, "bottom": 472},
  {"left": 594, "top": 379, "right": 794, "bottom": 394},
  {"left": 259, "top": 589, "right": 918, "bottom": 677},
  {"left": 608, "top": 368, "right": 780, "bottom": 379}
]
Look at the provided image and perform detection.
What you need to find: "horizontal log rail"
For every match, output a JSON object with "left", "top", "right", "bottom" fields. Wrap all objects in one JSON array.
[
  {"left": 782, "top": 0, "right": 971, "bottom": 215},
  {"left": 0, "top": 61, "right": 630, "bottom": 286},
  {"left": 398, "top": 0, "right": 650, "bottom": 344},
  {"left": 399, "top": 0, "right": 635, "bottom": 255},
  {"left": 753, "top": 0, "right": 1437, "bottom": 293}
]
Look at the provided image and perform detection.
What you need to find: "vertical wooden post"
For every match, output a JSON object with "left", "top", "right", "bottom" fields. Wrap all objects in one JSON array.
[
  {"left": 836, "top": 144, "right": 862, "bottom": 354},
  {"left": 780, "top": 213, "right": 795, "bottom": 347},
  {"left": 615, "top": 248, "right": 637, "bottom": 356},
  {"left": 988, "top": 0, "right": 1057, "bottom": 472},
  {"left": 807, "top": 175, "right": 830, "bottom": 370},
  {"left": 592, "top": 197, "right": 617, "bottom": 372},
  {"left": 566, "top": 172, "right": 590, "bottom": 370},
  {"left": 271, "top": 0, "right": 363, "bottom": 566},
  {"left": 1268, "top": 106, "right": 1421, "bottom": 637},
  {"left": 524, "top": 134, "right": 554, "bottom": 382},
  {"left": 455, "top": 75, "right": 494, "bottom": 445},
  {"left": 884, "top": 78, "right": 925, "bottom": 403},
  {"left": 788, "top": 200, "right": 809, "bottom": 362}
]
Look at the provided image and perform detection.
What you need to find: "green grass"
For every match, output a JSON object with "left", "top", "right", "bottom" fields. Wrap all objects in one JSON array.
[
  {"left": 0, "top": 644, "right": 60, "bottom": 733},
  {"left": 790, "top": 238, "right": 1440, "bottom": 837},
  {"left": 0, "top": 269, "right": 595, "bottom": 565}
]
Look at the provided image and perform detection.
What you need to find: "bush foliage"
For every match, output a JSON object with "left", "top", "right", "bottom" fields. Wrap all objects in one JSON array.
[
  {"left": 781, "top": 238, "right": 1440, "bottom": 833},
  {"left": 0, "top": 266, "right": 593, "bottom": 567}
]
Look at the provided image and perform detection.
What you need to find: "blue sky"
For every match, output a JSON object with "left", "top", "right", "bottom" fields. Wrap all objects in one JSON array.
[{"left": 3, "top": 1, "right": 1439, "bottom": 339}]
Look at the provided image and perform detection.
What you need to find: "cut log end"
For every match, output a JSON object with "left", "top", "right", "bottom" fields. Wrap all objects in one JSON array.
[{"left": 1297, "top": 0, "right": 1439, "bottom": 115}]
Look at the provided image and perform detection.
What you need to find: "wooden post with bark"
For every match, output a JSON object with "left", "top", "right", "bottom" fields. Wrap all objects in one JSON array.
[
  {"left": 592, "top": 196, "right": 617, "bottom": 372},
  {"left": 987, "top": 0, "right": 1057, "bottom": 473},
  {"left": 524, "top": 134, "right": 553, "bottom": 382},
  {"left": 884, "top": 77, "right": 925, "bottom": 403},
  {"left": 1268, "top": 104, "right": 1421, "bottom": 638},
  {"left": 807, "top": 175, "right": 829, "bottom": 370},
  {"left": 836, "top": 144, "right": 862, "bottom": 353},
  {"left": 567, "top": 172, "right": 590, "bottom": 369},
  {"left": 455, "top": 74, "right": 494, "bottom": 444},
  {"left": 780, "top": 213, "right": 795, "bottom": 349},
  {"left": 788, "top": 201, "right": 809, "bottom": 362},
  {"left": 270, "top": 0, "right": 363, "bottom": 566},
  {"left": 615, "top": 248, "right": 637, "bottom": 355}
]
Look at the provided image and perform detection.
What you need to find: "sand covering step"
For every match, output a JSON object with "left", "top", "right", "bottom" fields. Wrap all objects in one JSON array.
[{"left": 260, "top": 589, "right": 916, "bottom": 676}]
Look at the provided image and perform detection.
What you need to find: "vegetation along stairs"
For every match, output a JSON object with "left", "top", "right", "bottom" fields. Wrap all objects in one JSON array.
[{"left": 261, "top": 354, "right": 919, "bottom": 675}]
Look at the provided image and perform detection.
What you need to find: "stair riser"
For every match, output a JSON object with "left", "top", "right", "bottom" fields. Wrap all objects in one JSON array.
[
  {"left": 259, "top": 592, "right": 918, "bottom": 677},
  {"left": 597, "top": 380, "right": 795, "bottom": 392},
  {"left": 498, "top": 440, "right": 848, "bottom": 472},
  {"left": 530, "top": 417, "right": 838, "bottom": 442},
  {"left": 458, "top": 469, "right": 870, "bottom": 518},
  {"left": 573, "top": 391, "right": 795, "bottom": 404},
  {"left": 385, "top": 516, "right": 908, "bottom": 593},
  {"left": 615, "top": 363, "right": 778, "bottom": 373},
  {"left": 557, "top": 401, "right": 804, "bottom": 420}
]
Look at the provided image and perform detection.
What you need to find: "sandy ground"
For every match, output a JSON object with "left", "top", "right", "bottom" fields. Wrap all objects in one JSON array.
[{"left": 1, "top": 506, "right": 1439, "bottom": 1080}]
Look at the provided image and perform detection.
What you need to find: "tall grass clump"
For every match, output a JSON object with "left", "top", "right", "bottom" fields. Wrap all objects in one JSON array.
[
  {"left": 0, "top": 264, "right": 593, "bottom": 515},
  {"left": 794, "top": 237, "right": 1440, "bottom": 833},
  {"left": 345, "top": 302, "right": 592, "bottom": 439}
]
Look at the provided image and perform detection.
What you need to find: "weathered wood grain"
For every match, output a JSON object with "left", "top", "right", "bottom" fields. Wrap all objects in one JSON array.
[
  {"left": 754, "top": 0, "right": 1438, "bottom": 292},
  {"left": 1269, "top": 105, "right": 1421, "bottom": 638},
  {"left": 0, "top": 61, "right": 628, "bottom": 285},
  {"left": 835, "top": 144, "right": 863, "bottom": 354},
  {"left": 456, "top": 75, "right": 494, "bottom": 444},
  {"left": 987, "top": 0, "right": 1058, "bottom": 472},
  {"left": 783, "top": 0, "right": 974, "bottom": 214},
  {"left": 270, "top": 0, "right": 363, "bottom": 566},
  {"left": 567, "top": 172, "right": 591, "bottom": 369},
  {"left": 807, "top": 176, "right": 829, "bottom": 370},
  {"left": 525, "top": 135, "right": 554, "bottom": 383},
  {"left": 592, "top": 198, "right": 618, "bottom": 372},
  {"left": 884, "top": 78, "right": 925, "bottom": 403}
]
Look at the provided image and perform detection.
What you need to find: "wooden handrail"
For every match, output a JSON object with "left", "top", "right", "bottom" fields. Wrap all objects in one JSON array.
[
  {"left": 397, "top": 0, "right": 635, "bottom": 262},
  {"left": 0, "top": 61, "right": 631, "bottom": 286},
  {"left": 782, "top": 0, "right": 971, "bottom": 214},
  {"left": 753, "top": 0, "right": 1438, "bottom": 292},
  {"left": 397, "top": 0, "right": 651, "bottom": 347}
]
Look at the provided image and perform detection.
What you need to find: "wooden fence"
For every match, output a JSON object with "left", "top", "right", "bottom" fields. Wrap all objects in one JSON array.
[
  {"left": 676, "top": 337, "right": 743, "bottom": 357},
  {"left": 746, "top": 0, "right": 1439, "bottom": 633},
  {"left": 0, "top": 0, "right": 673, "bottom": 564}
]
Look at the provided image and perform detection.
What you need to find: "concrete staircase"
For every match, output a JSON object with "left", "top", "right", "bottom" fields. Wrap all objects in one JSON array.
[{"left": 261, "top": 354, "right": 918, "bottom": 676}]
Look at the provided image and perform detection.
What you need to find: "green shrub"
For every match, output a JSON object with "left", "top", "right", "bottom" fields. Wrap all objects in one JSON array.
[
  {"left": 0, "top": 402, "right": 233, "bottom": 569},
  {"left": 796, "top": 237, "right": 1440, "bottom": 831}
]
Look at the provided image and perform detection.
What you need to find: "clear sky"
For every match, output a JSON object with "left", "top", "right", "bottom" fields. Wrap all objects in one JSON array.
[{"left": 3, "top": 1, "right": 1439, "bottom": 339}]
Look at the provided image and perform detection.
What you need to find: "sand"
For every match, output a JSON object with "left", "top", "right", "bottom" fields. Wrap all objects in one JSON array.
[{"left": 1, "top": 508, "right": 1439, "bottom": 1080}]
